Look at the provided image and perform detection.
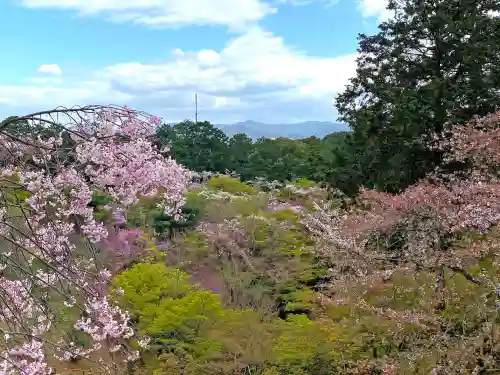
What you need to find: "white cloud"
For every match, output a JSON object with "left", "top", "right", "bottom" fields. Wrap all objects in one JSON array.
[
  {"left": 18, "top": 0, "right": 275, "bottom": 29},
  {"left": 37, "top": 64, "right": 62, "bottom": 75},
  {"left": 101, "top": 27, "right": 357, "bottom": 99},
  {"left": 0, "top": 28, "right": 357, "bottom": 123},
  {"left": 277, "top": 0, "right": 339, "bottom": 6},
  {"left": 0, "top": 81, "right": 132, "bottom": 109},
  {"left": 357, "top": 0, "right": 392, "bottom": 21},
  {"left": 26, "top": 76, "right": 63, "bottom": 85},
  {"left": 277, "top": 0, "right": 315, "bottom": 5}
]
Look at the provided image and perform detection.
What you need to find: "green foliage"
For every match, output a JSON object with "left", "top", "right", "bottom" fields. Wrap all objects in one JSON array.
[
  {"left": 146, "top": 291, "right": 224, "bottom": 357},
  {"left": 80, "top": 172, "right": 500, "bottom": 374},
  {"left": 113, "top": 263, "right": 192, "bottom": 315},
  {"left": 265, "top": 208, "right": 301, "bottom": 225},
  {"left": 0, "top": 176, "right": 31, "bottom": 205},
  {"left": 281, "top": 289, "right": 317, "bottom": 315},
  {"left": 173, "top": 191, "right": 327, "bottom": 322},
  {"left": 0, "top": 117, "right": 32, "bottom": 136},
  {"left": 227, "top": 133, "right": 255, "bottom": 180},
  {"left": 90, "top": 190, "right": 113, "bottom": 207},
  {"left": 293, "top": 177, "right": 316, "bottom": 188},
  {"left": 156, "top": 120, "right": 229, "bottom": 172},
  {"left": 181, "top": 232, "right": 211, "bottom": 257},
  {"left": 114, "top": 263, "right": 225, "bottom": 361},
  {"left": 273, "top": 315, "right": 331, "bottom": 363},
  {"left": 206, "top": 175, "right": 258, "bottom": 195},
  {"left": 335, "top": 0, "right": 500, "bottom": 193},
  {"left": 248, "top": 137, "right": 310, "bottom": 182},
  {"left": 113, "top": 262, "right": 343, "bottom": 375},
  {"left": 126, "top": 193, "right": 203, "bottom": 238},
  {"left": 154, "top": 119, "right": 348, "bottom": 188},
  {"left": 229, "top": 194, "right": 269, "bottom": 217},
  {"left": 90, "top": 190, "right": 113, "bottom": 221}
]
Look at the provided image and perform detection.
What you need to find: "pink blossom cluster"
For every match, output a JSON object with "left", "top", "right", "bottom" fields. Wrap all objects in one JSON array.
[
  {"left": 283, "top": 183, "right": 323, "bottom": 197},
  {"left": 103, "top": 228, "right": 143, "bottom": 257},
  {"left": 73, "top": 296, "right": 136, "bottom": 361},
  {"left": 72, "top": 108, "right": 191, "bottom": 214},
  {"left": 0, "top": 278, "right": 41, "bottom": 325},
  {"left": 113, "top": 211, "right": 127, "bottom": 227},
  {"left": 433, "top": 111, "right": 500, "bottom": 168},
  {"left": 0, "top": 106, "right": 191, "bottom": 374},
  {"left": 76, "top": 136, "right": 190, "bottom": 213},
  {"left": 304, "top": 112, "right": 500, "bottom": 271},
  {"left": 267, "top": 196, "right": 303, "bottom": 213},
  {"left": 0, "top": 123, "right": 65, "bottom": 168},
  {"left": 302, "top": 202, "right": 358, "bottom": 251},
  {"left": 360, "top": 172, "right": 500, "bottom": 235},
  {"left": 360, "top": 113, "right": 500, "bottom": 237},
  {"left": 0, "top": 339, "right": 49, "bottom": 375}
]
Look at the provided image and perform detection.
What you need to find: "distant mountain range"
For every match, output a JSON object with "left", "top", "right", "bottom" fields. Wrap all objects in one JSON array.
[{"left": 215, "top": 120, "right": 349, "bottom": 140}]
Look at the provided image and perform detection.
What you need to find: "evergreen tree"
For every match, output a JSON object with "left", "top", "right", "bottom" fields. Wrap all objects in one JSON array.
[
  {"left": 157, "top": 120, "right": 230, "bottom": 172},
  {"left": 227, "top": 133, "right": 255, "bottom": 180},
  {"left": 335, "top": 0, "right": 500, "bottom": 192}
]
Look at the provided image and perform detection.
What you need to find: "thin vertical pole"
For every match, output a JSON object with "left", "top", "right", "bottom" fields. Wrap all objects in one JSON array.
[{"left": 195, "top": 92, "right": 198, "bottom": 123}]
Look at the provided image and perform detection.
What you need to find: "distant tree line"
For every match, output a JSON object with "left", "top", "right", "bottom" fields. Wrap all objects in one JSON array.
[{"left": 155, "top": 120, "right": 351, "bottom": 186}]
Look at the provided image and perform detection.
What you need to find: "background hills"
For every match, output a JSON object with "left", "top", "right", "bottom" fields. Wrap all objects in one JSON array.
[{"left": 214, "top": 120, "right": 349, "bottom": 139}]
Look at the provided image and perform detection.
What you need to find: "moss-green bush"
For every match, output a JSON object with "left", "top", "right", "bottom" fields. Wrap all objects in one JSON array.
[
  {"left": 206, "top": 175, "right": 258, "bottom": 195},
  {"left": 113, "top": 263, "right": 225, "bottom": 360},
  {"left": 292, "top": 177, "right": 317, "bottom": 188},
  {"left": 113, "top": 262, "right": 346, "bottom": 375}
]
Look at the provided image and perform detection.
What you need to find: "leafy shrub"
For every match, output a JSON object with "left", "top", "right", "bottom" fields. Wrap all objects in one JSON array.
[
  {"left": 206, "top": 175, "right": 258, "bottom": 195},
  {"left": 113, "top": 262, "right": 354, "bottom": 375},
  {"left": 113, "top": 263, "right": 225, "bottom": 360},
  {"left": 126, "top": 194, "right": 203, "bottom": 238},
  {"left": 270, "top": 315, "right": 337, "bottom": 375}
]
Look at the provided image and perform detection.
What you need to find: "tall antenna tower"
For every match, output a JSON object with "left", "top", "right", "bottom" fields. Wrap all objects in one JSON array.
[{"left": 195, "top": 92, "right": 198, "bottom": 123}]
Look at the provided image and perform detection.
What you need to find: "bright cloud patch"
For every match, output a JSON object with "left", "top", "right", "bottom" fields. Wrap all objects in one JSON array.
[
  {"left": 278, "top": 0, "right": 339, "bottom": 6},
  {"left": 102, "top": 27, "right": 357, "bottom": 100},
  {"left": 18, "top": 0, "right": 275, "bottom": 29},
  {"left": 0, "top": 81, "right": 132, "bottom": 108},
  {"left": 0, "top": 28, "right": 357, "bottom": 123},
  {"left": 37, "top": 64, "right": 62, "bottom": 75},
  {"left": 357, "top": 0, "right": 392, "bottom": 21}
]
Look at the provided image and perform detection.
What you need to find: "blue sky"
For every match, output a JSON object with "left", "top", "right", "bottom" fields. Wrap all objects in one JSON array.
[{"left": 0, "top": 0, "right": 388, "bottom": 124}]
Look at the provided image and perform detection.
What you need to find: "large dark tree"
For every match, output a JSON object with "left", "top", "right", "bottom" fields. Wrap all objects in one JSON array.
[
  {"left": 249, "top": 137, "right": 310, "bottom": 182},
  {"left": 335, "top": 0, "right": 500, "bottom": 193},
  {"left": 227, "top": 133, "right": 255, "bottom": 180},
  {"left": 157, "top": 120, "right": 230, "bottom": 172}
]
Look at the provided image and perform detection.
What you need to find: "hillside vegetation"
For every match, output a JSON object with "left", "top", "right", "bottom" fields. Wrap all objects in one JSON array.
[
  {"left": 27, "top": 163, "right": 500, "bottom": 374},
  {"left": 3, "top": 0, "right": 500, "bottom": 374},
  {"left": 111, "top": 169, "right": 500, "bottom": 374}
]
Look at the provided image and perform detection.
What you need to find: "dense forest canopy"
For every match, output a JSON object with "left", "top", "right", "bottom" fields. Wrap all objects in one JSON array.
[{"left": 156, "top": 120, "right": 351, "bottom": 185}]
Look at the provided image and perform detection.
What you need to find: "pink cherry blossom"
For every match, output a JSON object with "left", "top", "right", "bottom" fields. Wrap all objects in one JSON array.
[{"left": 0, "top": 105, "right": 192, "bottom": 373}]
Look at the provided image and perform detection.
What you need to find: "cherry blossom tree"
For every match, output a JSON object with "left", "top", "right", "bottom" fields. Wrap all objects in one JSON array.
[
  {"left": 304, "top": 111, "right": 500, "bottom": 294},
  {"left": 0, "top": 105, "right": 191, "bottom": 374}
]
